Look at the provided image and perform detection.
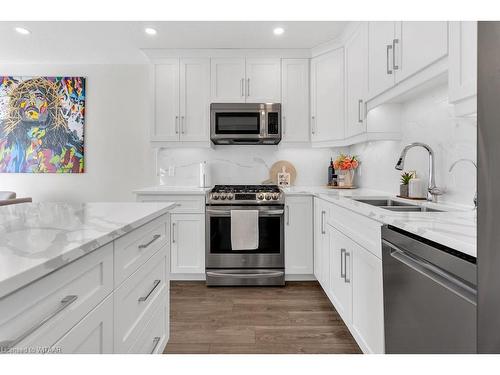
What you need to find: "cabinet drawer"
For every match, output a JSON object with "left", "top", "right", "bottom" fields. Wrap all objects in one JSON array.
[
  {"left": 129, "top": 297, "right": 168, "bottom": 354},
  {"left": 137, "top": 195, "right": 205, "bottom": 214},
  {"left": 0, "top": 244, "right": 113, "bottom": 353},
  {"left": 53, "top": 294, "right": 113, "bottom": 354},
  {"left": 114, "top": 246, "right": 168, "bottom": 353},
  {"left": 114, "top": 215, "right": 169, "bottom": 286},
  {"left": 327, "top": 203, "right": 382, "bottom": 259}
]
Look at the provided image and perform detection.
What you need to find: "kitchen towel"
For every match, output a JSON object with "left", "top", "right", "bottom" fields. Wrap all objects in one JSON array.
[{"left": 230, "top": 210, "right": 259, "bottom": 250}]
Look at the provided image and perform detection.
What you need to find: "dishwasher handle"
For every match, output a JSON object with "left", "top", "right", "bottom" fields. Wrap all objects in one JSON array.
[{"left": 383, "top": 240, "right": 477, "bottom": 305}]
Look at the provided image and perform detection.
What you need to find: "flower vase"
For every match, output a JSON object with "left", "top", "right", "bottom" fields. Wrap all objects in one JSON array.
[{"left": 339, "top": 169, "right": 355, "bottom": 188}]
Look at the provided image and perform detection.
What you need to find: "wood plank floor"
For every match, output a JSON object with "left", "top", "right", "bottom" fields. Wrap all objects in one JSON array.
[{"left": 164, "top": 281, "right": 361, "bottom": 354}]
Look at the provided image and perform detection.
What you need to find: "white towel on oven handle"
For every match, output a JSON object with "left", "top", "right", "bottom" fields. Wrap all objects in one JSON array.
[{"left": 230, "top": 210, "right": 259, "bottom": 250}]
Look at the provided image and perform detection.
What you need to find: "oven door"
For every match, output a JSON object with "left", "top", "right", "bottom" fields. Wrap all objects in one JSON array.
[{"left": 205, "top": 205, "right": 284, "bottom": 269}]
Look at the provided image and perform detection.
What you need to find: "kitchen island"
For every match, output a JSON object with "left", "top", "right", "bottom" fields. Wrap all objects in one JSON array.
[{"left": 0, "top": 201, "right": 175, "bottom": 354}]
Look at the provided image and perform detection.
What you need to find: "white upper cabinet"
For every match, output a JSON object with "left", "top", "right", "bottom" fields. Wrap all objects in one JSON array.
[
  {"left": 153, "top": 58, "right": 210, "bottom": 143},
  {"left": 449, "top": 21, "right": 477, "bottom": 116},
  {"left": 245, "top": 58, "right": 281, "bottom": 103},
  {"left": 179, "top": 58, "right": 210, "bottom": 141},
  {"left": 368, "top": 22, "right": 396, "bottom": 98},
  {"left": 311, "top": 48, "right": 345, "bottom": 144},
  {"left": 285, "top": 196, "right": 313, "bottom": 275},
  {"left": 345, "top": 23, "right": 368, "bottom": 138},
  {"left": 154, "top": 60, "right": 180, "bottom": 141},
  {"left": 210, "top": 57, "right": 281, "bottom": 103},
  {"left": 281, "top": 59, "right": 310, "bottom": 143},
  {"left": 210, "top": 58, "right": 246, "bottom": 102},
  {"left": 394, "top": 21, "right": 448, "bottom": 82}
]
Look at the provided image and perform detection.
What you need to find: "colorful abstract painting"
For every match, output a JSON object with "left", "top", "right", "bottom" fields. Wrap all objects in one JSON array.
[{"left": 0, "top": 76, "right": 85, "bottom": 173}]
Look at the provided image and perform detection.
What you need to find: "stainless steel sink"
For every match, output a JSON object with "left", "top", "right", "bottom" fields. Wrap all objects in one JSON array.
[
  {"left": 352, "top": 198, "right": 415, "bottom": 207},
  {"left": 351, "top": 198, "right": 445, "bottom": 212}
]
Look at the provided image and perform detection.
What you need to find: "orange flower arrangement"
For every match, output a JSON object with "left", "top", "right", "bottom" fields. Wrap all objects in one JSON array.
[{"left": 333, "top": 154, "right": 359, "bottom": 171}]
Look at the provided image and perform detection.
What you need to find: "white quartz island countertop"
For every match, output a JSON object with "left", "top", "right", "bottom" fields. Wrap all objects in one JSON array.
[
  {"left": 0, "top": 201, "right": 175, "bottom": 298},
  {"left": 283, "top": 186, "right": 477, "bottom": 258}
]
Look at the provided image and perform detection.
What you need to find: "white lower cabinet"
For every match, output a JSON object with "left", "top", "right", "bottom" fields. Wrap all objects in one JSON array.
[
  {"left": 171, "top": 213, "right": 205, "bottom": 275},
  {"left": 53, "top": 295, "right": 113, "bottom": 354},
  {"left": 285, "top": 196, "right": 313, "bottom": 276},
  {"left": 313, "top": 197, "right": 384, "bottom": 353}
]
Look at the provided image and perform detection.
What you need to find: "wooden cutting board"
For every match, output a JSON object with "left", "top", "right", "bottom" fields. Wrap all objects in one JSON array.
[{"left": 268, "top": 160, "right": 297, "bottom": 185}]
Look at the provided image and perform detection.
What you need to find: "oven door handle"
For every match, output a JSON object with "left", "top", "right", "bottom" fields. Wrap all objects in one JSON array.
[{"left": 206, "top": 209, "right": 284, "bottom": 216}]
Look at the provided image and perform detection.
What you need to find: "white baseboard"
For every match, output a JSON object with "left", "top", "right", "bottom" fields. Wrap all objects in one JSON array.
[{"left": 285, "top": 274, "right": 316, "bottom": 281}]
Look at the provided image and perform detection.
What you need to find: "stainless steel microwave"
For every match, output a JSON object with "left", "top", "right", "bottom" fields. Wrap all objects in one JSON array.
[{"left": 210, "top": 103, "right": 281, "bottom": 145}]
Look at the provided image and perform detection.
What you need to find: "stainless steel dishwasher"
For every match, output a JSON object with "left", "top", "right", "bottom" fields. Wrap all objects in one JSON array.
[{"left": 382, "top": 225, "right": 477, "bottom": 353}]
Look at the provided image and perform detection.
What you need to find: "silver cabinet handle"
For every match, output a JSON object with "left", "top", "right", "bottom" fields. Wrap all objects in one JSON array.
[
  {"left": 345, "top": 252, "right": 351, "bottom": 283},
  {"left": 138, "top": 234, "right": 161, "bottom": 249},
  {"left": 175, "top": 115, "right": 179, "bottom": 134},
  {"left": 138, "top": 280, "right": 161, "bottom": 302},
  {"left": 181, "top": 116, "right": 185, "bottom": 134},
  {"left": 321, "top": 210, "right": 326, "bottom": 234},
  {"left": 311, "top": 116, "right": 316, "bottom": 134},
  {"left": 386, "top": 44, "right": 393, "bottom": 75},
  {"left": 340, "top": 248, "right": 346, "bottom": 279},
  {"left": 0, "top": 295, "right": 78, "bottom": 352},
  {"left": 282, "top": 115, "right": 286, "bottom": 135},
  {"left": 240, "top": 78, "right": 244, "bottom": 97},
  {"left": 392, "top": 39, "right": 399, "bottom": 70},
  {"left": 150, "top": 336, "right": 161, "bottom": 354},
  {"left": 172, "top": 223, "right": 176, "bottom": 243},
  {"left": 358, "top": 99, "right": 363, "bottom": 123},
  {"left": 247, "top": 78, "right": 250, "bottom": 97},
  {"left": 286, "top": 205, "right": 290, "bottom": 226}
]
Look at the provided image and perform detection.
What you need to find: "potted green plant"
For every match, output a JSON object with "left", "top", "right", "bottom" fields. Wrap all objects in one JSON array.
[{"left": 400, "top": 172, "right": 414, "bottom": 197}]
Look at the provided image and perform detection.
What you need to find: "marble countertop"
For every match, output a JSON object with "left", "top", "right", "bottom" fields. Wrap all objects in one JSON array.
[
  {"left": 0, "top": 202, "right": 175, "bottom": 298},
  {"left": 133, "top": 185, "right": 210, "bottom": 195},
  {"left": 282, "top": 186, "right": 477, "bottom": 258}
]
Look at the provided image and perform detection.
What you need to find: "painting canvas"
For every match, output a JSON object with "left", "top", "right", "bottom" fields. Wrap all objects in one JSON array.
[{"left": 0, "top": 76, "right": 85, "bottom": 173}]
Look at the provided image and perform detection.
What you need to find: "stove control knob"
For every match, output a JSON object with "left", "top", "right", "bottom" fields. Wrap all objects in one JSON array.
[
  {"left": 272, "top": 193, "right": 280, "bottom": 200},
  {"left": 212, "top": 194, "right": 219, "bottom": 200},
  {"left": 227, "top": 193, "right": 234, "bottom": 200},
  {"left": 265, "top": 193, "right": 272, "bottom": 200},
  {"left": 257, "top": 194, "right": 265, "bottom": 200},
  {"left": 220, "top": 194, "right": 227, "bottom": 200}
]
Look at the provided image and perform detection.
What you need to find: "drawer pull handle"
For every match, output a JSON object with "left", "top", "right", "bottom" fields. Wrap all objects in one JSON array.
[
  {"left": 138, "top": 234, "right": 161, "bottom": 249},
  {"left": 0, "top": 295, "right": 78, "bottom": 352},
  {"left": 138, "top": 280, "right": 161, "bottom": 302},
  {"left": 150, "top": 336, "right": 161, "bottom": 354}
]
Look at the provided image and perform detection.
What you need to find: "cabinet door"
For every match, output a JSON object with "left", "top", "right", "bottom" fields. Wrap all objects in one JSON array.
[
  {"left": 281, "top": 59, "right": 310, "bottom": 142},
  {"left": 345, "top": 23, "right": 368, "bottom": 138},
  {"left": 171, "top": 214, "right": 205, "bottom": 274},
  {"left": 395, "top": 21, "right": 448, "bottom": 82},
  {"left": 180, "top": 58, "right": 210, "bottom": 141},
  {"left": 449, "top": 21, "right": 477, "bottom": 104},
  {"left": 154, "top": 60, "right": 180, "bottom": 141},
  {"left": 285, "top": 196, "right": 313, "bottom": 274},
  {"left": 210, "top": 58, "right": 246, "bottom": 103},
  {"left": 328, "top": 226, "right": 352, "bottom": 325},
  {"left": 352, "top": 243, "right": 384, "bottom": 353},
  {"left": 311, "top": 49, "right": 345, "bottom": 142},
  {"left": 368, "top": 22, "right": 396, "bottom": 98},
  {"left": 54, "top": 295, "right": 113, "bottom": 354},
  {"left": 245, "top": 58, "right": 281, "bottom": 103},
  {"left": 313, "top": 199, "right": 325, "bottom": 283}
]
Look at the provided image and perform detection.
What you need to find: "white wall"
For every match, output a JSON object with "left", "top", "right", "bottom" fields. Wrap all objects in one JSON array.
[
  {"left": 157, "top": 146, "right": 342, "bottom": 187},
  {"left": 350, "top": 85, "right": 477, "bottom": 207},
  {"left": 0, "top": 64, "right": 156, "bottom": 202}
]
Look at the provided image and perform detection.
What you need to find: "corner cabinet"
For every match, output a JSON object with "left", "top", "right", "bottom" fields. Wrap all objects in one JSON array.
[
  {"left": 284, "top": 196, "right": 313, "bottom": 276},
  {"left": 211, "top": 57, "right": 281, "bottom": 103},
  {"left": 281, "top": 59, "right": 310, "bottom": 143},
  {"left": 448, "top": 21, "right": 477, "bottom": 117},
  {"left": 153, "top": 58, "right": 210, "bottom": 144},
  {"left": 310, "top": 48, "right": 345, "bottom": 145}
]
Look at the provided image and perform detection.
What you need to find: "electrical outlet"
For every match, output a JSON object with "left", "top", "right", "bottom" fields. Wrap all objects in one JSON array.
[{"left": 168, "top": 166, "right": 175, "bottom": 177}]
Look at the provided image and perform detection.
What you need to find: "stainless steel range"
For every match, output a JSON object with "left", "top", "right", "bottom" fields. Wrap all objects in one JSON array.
[{"left": 205, "top": 185, "right": 285, "bottom": 286}]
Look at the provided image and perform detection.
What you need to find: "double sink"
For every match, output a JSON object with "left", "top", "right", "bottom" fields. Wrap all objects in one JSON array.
[{"left": 351, "top": 198, "right": 445, "bottom": 213}]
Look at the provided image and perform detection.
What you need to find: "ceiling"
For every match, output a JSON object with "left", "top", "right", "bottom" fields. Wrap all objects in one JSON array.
[{"left": 0, "top": 21, "right": 349, "bottom": 64}]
